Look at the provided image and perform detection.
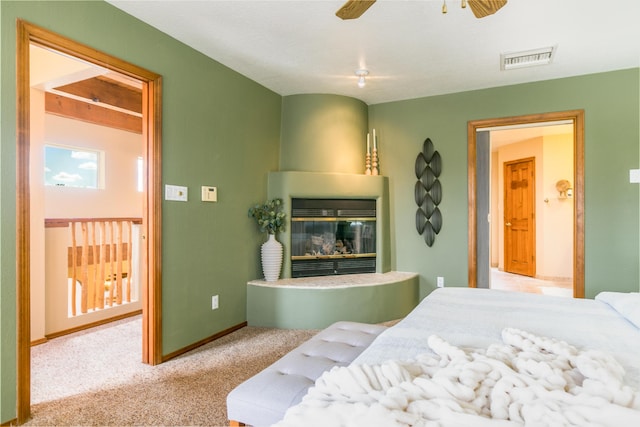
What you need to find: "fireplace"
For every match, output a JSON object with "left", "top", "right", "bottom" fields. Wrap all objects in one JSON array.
[{"left": 290, "top": 198, "right": 376, "bottom": 277}]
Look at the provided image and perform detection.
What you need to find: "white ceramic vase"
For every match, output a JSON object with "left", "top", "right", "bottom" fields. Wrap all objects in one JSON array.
[{"left": 261, "top": 233, "right": 283, "bottom": 281}]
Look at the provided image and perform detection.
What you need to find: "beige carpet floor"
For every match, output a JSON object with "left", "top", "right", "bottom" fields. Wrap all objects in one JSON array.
[{"left": 28, "top": 316, "right": 318, "bottom": 426}]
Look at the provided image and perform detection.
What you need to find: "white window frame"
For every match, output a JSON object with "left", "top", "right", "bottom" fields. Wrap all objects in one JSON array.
[{"left": 44, "top": 143, "right": 105, "bottom": 189}]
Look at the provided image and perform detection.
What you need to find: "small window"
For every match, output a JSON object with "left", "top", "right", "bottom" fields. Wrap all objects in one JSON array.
[{"left": 44, "top": 145, "right": 103, "bottom": 189}]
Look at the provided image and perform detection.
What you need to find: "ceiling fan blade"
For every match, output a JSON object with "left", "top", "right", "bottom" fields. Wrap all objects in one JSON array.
[
  {"left": 468, "top": 0, "right": 508, "bottom": 18},
  {"left": 336, "top": 0, "right": 376, "bottom": 20}
]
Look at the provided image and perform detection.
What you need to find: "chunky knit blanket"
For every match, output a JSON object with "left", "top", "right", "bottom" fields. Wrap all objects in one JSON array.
[{"left": 274, "top": 328, "right": 640, "bottom": 426}]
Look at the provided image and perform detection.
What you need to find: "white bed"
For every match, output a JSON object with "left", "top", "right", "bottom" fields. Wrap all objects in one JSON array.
[{"left": 275, "top": 287, "right": 640, "bottom": 426}]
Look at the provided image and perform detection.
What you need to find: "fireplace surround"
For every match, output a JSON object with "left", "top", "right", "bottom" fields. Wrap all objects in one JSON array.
[
  {"left": 247, "top": 171, "right": 417, "bottom": 329},
  {"left": 267, "top": 171, "right": 390, "bottom": 279}
]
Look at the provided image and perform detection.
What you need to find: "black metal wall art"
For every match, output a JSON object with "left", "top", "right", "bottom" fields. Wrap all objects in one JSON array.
[{"left": 414, "top": 138, "right": 442, "bottom": 247}]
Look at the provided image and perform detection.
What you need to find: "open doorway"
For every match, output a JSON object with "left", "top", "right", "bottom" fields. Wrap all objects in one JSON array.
[
  {"left": 31, "top": 43, "right": 144, "bottom": 339},
  {"left": 30, "top": 44, "right": 145, "bottom": 405},
  {"left": 16, "top": 20, "right": 163, "bottom": 423},
  {"left": 467, "top": 111, "right": 585, "bottom": 299},
  {"left": 485, "top": 124, "right": 575, "bottom": 297}
]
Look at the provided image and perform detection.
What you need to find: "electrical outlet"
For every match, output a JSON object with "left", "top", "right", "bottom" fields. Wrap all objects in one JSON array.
[
  {"left": 437, "top": 277, "right": 444, "bottom": 288},
  {"left": 211, "top": 295, "right": 219, "bottom": 310}
]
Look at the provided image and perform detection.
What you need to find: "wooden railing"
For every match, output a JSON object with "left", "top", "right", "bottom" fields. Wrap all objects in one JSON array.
[{"left": 46, "top": 217, "right": 142, "bottom": 316}]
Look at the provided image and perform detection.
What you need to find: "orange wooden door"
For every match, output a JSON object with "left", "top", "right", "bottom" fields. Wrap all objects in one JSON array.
[{"left": 504, "top": 158, "right": 535, "bottom": 277}]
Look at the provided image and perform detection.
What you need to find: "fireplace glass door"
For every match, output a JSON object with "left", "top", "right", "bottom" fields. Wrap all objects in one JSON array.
[{"left": 291, "top": 199, "right": 376, "bottom": 277}]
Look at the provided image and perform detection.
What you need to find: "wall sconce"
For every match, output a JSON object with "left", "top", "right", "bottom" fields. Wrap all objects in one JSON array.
[{"left": 556, "top": 179, "right": 572, "bottom": 199}]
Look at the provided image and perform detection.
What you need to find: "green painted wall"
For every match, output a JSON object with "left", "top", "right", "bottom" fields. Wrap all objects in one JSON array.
[
  {"left": 1, "top": 1, "right": 281, "bottom": 421},
  {"left": 367, "top": 69, "right": 640, "bottom": 299},
  {"left": 280, "top": 94, "right": 368, "bottom": 173},
  {"left": 1, "top": 0, "right": 639, "bottom": 423},
  {"left": 0, "top": 1, "right": 17, "bottom": 420}
]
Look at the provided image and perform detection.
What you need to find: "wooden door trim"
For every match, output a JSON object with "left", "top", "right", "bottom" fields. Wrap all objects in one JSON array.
[
  {"left": 16, "top": 20, "right": 163, "bottom": 424},
  {"left": 468, "top": 110, "right": 584, "bottom": 298},
  {"left": 503, "top": 157, "right": 536, "bottom": 277}
]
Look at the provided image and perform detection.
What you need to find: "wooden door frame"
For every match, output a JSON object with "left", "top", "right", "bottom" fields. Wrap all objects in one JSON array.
[
  {"left": 16, "top": 20, "right": 163, "bottom": 423},
  {"left": 467, "top": 110, "right": 585, "bottom": 298},
  {"left": 503, "top": 157, "right": 536, "bottom": 277}
]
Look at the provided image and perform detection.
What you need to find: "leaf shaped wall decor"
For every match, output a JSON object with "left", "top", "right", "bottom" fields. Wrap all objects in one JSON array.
[{"left": 414, "top": 137, "right": 443, "bottom": 247}]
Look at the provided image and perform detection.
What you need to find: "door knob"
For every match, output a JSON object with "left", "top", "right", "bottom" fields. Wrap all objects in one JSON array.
[{"left": 505, "top": 222, "right": 512, "bottom": 226}]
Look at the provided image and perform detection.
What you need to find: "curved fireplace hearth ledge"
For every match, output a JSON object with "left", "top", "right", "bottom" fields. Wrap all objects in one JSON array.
[{"left": 247, "top": 272, "right": 419, "bottom": 329}]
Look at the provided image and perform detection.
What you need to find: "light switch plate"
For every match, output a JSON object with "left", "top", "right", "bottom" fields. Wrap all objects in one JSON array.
[
  {"left": 201, "top": 186, "right": 217, "bottom": 202},
  {"left": 630, "top": 169, "right": 640, "bottom": 184},
  {"left": 165, "top": 185, "right": 188, "bottom": 201}
]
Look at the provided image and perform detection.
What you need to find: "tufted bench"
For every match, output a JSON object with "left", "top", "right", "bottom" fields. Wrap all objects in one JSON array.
[{"left": 226, "top": 321, "right": 387, "bottom": 427}]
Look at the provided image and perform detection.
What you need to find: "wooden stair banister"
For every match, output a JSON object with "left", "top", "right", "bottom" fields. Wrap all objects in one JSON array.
[{"left": 46, "top": 217, "right": 142, "bottom": 316}]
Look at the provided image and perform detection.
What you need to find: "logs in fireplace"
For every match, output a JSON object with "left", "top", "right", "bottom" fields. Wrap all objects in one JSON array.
[{"left": 290, "top": 198, "right": 376, "bottom": 277}]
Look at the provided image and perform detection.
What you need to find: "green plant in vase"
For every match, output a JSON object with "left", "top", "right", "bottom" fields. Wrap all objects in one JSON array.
[
  {"left": 248, "top": 198, "right": 286, "bottom": 235},
  {"left": 248, "top": 198, "right": 286, "bottom": 281}
]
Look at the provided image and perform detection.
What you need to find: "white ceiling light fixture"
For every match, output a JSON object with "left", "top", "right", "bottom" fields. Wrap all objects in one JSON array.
[
  {"left": 355, "top": 69, "right": 369, "bottom": 88},
  {"left": 501, "top": 46, "right": 556, "bottom": 70}
]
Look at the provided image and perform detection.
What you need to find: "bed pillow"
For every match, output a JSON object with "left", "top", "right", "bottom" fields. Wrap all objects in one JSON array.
[{"left": 595, "top": 291, "right": 640, "bottom": 329}]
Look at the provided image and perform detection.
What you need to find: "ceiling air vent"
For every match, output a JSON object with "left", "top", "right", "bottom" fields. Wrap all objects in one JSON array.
[{"left": 501, "top": 46, "right": 556, "bottom": 70}]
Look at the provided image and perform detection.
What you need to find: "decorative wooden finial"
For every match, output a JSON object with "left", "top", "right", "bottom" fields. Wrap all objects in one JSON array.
[
  {"left": 365, "top": 152, "right": 372, "bottom": 175},
  {"left": 371, "top": 148, "right": 379, "bottom": 176}
]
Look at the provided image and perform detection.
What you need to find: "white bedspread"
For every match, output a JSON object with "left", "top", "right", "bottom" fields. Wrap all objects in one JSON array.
[
  {"left": 354, "top": 288, "right": 640, "bottom": 389},
  {"left": 275, "top": 328, "right": 640, "bottom": 427}
]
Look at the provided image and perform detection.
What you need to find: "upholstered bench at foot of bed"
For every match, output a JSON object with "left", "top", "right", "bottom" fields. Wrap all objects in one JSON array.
[{"left": 226, "top": 321, "right": 387, "bottom": 427}]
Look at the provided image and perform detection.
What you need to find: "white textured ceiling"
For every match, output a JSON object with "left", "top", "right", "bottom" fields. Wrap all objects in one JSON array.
[{"left": 107, "top": 0, "right": 639, "bottom": 105}]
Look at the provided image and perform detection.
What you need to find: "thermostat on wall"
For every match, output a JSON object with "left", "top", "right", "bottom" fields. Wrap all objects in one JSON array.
[{"left": 202, "top": 186, "right": 218, "bottom": 202}]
